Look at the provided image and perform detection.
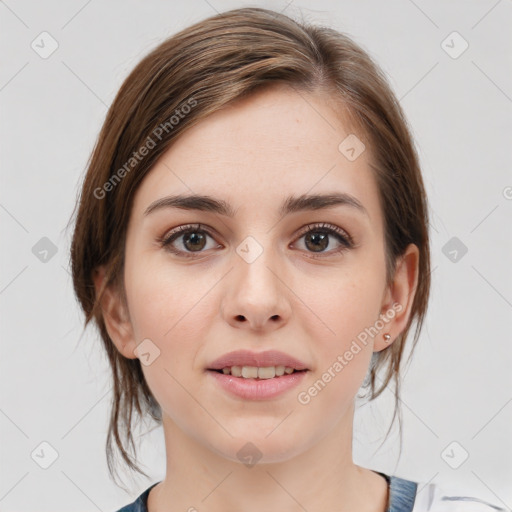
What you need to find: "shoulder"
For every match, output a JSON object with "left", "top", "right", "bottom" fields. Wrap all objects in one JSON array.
[
  {"left": 113, "top": 482, "right": 160, "bottom": 512},
  {"left": 381, "top": 472, "right": 507, "bottom": 512},
  {"left": 408, "top": 479, "right": 508, "bottom": 512}
]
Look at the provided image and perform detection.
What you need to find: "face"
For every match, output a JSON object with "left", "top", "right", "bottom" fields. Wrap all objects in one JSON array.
[{"left": 104, "top": 84, "right": 414, "bottom": 464}]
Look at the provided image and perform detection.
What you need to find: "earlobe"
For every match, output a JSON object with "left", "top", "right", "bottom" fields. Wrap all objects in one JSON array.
[
  {"left": 374, "top": 244, "right": 420, "bottom": 352},
  {"left": 92, "top": 266, "right": 138, "bottom": 360}
]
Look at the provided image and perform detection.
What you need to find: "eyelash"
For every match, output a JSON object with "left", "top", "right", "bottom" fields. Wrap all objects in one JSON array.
[{"left": 158, "top": 222, "right": 354, "bottom": 259}]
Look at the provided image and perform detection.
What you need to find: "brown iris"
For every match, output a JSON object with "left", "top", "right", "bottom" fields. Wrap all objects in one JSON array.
[
  {"left": 183, "top": 232, "right": 207, "bottom": 251},
  {"left": 304, "top": 232, "right": 329, "bottom": 252}
]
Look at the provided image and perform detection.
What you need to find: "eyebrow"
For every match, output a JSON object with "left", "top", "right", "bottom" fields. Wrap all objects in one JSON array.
[{"left": 144, "top": 192, "right": 368, "bottom": 218}]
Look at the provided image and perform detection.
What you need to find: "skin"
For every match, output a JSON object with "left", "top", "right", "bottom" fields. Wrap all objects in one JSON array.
[{"left": 94, "top": 83, "right": 419, "bottom": 512}]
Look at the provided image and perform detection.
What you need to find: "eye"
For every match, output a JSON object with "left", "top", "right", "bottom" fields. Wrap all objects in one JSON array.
[
  {"left": 158, "top": 223, "right": 220, "bottom": 258},
  {"left": 293, "top": 222, "right": 353, "bottom": 257},
  {"left": 158, "top": 222, "right": 354, "bottom": 259}
]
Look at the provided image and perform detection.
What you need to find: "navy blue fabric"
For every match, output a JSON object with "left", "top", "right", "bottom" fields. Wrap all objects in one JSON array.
[
  {"left": 116, "top": 481, "right": 159, "bottom": 512},
  {"left": 114, "top": 472, "right": 418, "bottom": 512}
]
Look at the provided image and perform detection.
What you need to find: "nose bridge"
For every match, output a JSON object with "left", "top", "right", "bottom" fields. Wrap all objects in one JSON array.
[{"left": 222, "top": 233, "right": 290, "bottom": 330}]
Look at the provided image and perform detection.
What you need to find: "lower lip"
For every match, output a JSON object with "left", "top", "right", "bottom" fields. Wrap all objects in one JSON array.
[{"left": 207, "top": 370, "right": 309, "bottom": 400}]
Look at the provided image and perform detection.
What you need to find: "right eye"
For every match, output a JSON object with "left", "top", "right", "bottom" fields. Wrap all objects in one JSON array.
[{"left": 159, "top": 223, "right": 222, "bottom": 258}]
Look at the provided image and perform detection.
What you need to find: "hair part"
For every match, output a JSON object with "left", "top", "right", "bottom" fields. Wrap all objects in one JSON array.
[{"left": 69, "top": 6, "right": 430, "bottom": 487}]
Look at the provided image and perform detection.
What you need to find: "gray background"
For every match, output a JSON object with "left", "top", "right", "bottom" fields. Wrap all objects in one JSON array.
[{"left": 1, "top": 0, "right": 511, "bottom": 510}]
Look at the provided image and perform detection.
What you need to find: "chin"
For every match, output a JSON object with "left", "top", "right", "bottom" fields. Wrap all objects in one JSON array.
[{"left": 208, "top": 431, "right": 307, "bottom": 466}]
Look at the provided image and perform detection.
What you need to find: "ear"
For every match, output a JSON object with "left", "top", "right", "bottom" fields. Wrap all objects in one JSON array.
[
  {"left": 374, "top": 243, "right": 420, "bottom": 352},
  {"left": 92, "top": 265, "right": 138, "bottom": 360}
]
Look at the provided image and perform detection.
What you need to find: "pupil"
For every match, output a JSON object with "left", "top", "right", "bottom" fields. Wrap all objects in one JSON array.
[
  {"left": 184, "top": 232, "right": 206, "bottom": 251},
  {"left": 306, "top": 232, "right": 328, "bottom": 252}
]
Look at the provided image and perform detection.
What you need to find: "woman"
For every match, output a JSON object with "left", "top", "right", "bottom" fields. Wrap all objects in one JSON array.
[{"left": 69, "top": 7, "right": 507, "bottom": 512}]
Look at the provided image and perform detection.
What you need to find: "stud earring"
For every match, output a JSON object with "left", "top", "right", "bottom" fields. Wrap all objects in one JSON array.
[{"left": 383, "top": 333, "right": 391, "bottom": 342}]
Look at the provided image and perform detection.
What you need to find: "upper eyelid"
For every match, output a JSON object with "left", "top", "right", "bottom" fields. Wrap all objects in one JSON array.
[
  {"left": 295, "top": 222, "right": 353, "bottom": 244},
  {"left": 161, "top": 223, "right": 215, "bottom": 241},
  {"left": 161, "top": 222, "right": 352, "bottom": 247}
]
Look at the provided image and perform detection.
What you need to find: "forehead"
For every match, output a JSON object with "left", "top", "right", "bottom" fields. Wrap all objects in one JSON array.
[{"left": 130, "top": 85, "right": 381, "bottom": 223}]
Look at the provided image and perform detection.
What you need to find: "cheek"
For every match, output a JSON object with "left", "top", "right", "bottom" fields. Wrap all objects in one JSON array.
[
  {"left": 125, "top": 257, "right": 222, "bottom": 394},
  {"left": 293, "top": 259, "right": 386, "bottom": 395},
  {"left": 127, "top": 261, "right": 218, "bottom": 424},
  {"left": 293, "top": 277, "right": 381, "bottom": 419},
  {"left": 299, "top": 266, "right": 385, "bottom": 345},
  {"left": 126, "top": 255, "right": 212, "bottom": 340}
]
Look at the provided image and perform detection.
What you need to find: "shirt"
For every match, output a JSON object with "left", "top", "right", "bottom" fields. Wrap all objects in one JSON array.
[{"left": 114, "top": 472, "right": 508, "bottom": 512}]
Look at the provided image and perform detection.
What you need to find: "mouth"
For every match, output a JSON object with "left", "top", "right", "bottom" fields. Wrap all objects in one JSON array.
[
  {"left": 206, "top": 349, "right": 310, "bottom": 399},
  {"left": 208, "top": 366, "right": 309, "bottom": 379},
  {"left": 206, "top": 366, "right": 309, "bottom": 400},
  {"left": 207, "top": 349, "right": 310, "bottom": 375}
]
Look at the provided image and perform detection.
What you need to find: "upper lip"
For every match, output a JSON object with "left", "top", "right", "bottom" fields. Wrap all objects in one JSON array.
[{"left": 207, "top": 350, "right": 309, "bottom": 371}]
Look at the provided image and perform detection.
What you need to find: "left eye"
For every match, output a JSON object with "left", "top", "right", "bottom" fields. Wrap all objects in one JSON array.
[{"left": 292, "top": 223, "right": 353, "bottom": 256}]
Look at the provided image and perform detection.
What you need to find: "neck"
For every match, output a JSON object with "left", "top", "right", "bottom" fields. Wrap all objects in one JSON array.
[{"left": 147, "top": 402, "right": 388, "bottom": 512}]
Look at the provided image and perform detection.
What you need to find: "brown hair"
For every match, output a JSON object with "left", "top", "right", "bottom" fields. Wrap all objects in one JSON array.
[{"left": 69, "top": 7, "right": 430, "bottom": 486}]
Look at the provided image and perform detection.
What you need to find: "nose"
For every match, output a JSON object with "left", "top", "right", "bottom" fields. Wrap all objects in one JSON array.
[{"left": 221, "top": 243, "right": 292, "bottom": 332}]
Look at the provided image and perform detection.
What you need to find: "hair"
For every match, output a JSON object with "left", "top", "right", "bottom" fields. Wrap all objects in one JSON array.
[{"left": 68, "top": 6, "right": 430, "bottom": 487}]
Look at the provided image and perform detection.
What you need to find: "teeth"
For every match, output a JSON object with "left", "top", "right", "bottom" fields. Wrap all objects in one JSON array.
[
  {"left": 256, "top": 367, "right": 275, "bottom": 379},
  {"left": 219, "top": 365, "right": 297, "bottom": 378},
  {"left": 231, "top": 366, "right": 242, "bottom": 377},
  {"left": 242, "top": 366, "right": 259, "bottom": 378}
]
